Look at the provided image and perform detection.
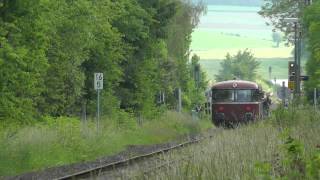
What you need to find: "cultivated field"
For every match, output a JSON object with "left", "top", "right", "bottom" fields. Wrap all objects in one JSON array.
[
  {"left": 191, "top": 30, "right": 292, "bottom": 59},
  {"left": 200, "top": 58, "right": 290, "bottom": 81},
  {"left": 191, "top": 5, "right": 294, "bottom": 81}
]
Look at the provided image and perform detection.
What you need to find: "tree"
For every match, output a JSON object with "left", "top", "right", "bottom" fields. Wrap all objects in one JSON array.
[
  {"left": 0, "top": 0, "right": 49, "bottom": 122},
  {"left": 259, "top": 0, "right": 302, "bottom": 35},
  {"left": 186, "top": 54, "right": 208, "bottom": 107},
  {"left": 165, "top": 0, "right": 206, "bottom": 109},
  {"left": 0, "top": 0, "right": 208, "bottom": 122},
  {"left": 303, "top": 1, "right": 320, "bottom": 100},
  {"left": 215, "top": 50, "right": 260, "bottom": 82}
]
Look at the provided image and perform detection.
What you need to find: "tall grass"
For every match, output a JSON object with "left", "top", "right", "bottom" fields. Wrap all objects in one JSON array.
[
  {"left": 0, "top": 111, "right": 211, "bottom": 176},
  {"left": 134, "top": 107, "right": 320, "bottom": 179}
]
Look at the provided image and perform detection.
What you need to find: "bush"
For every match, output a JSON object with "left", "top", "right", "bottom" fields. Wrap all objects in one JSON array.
[
  {"left": 254, "top": 106, "right": 320, "bottom": 179},
  {"left": 255, "top": 132, "right": 320, "bottom": 179}
]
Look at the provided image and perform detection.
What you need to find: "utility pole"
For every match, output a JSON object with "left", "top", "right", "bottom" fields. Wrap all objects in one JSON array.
[
  {"left": 284, "top": 18, "right": 300, "bottom": 101},
  {"left": 297, "top": 30, "right": 302, "bottom": 98},
  {"left": 294, "top": 22, "right": 300, "bottom": 99}
]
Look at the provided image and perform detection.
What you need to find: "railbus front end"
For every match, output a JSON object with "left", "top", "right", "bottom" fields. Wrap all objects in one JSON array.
[{"left": 212, "top": 80, "right": 264, "bottom": 127}]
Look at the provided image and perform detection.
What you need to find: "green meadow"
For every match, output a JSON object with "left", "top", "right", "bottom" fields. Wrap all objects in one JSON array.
[
  {"left": 191, "top": 30, "right": 273, "bottom": 50},
  {"left": 191, "top": 5, "right": 293, "bottom": 81},
  {"left": 200, "top": 58, "right": 290, "bottom": 81}
]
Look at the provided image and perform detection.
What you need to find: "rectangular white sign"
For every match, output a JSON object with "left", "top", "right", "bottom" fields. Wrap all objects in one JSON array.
[{"left": 94, "top": 73, "right": 103, "bottom": 90}]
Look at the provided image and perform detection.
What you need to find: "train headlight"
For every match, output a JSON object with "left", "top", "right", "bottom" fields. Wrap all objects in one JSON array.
[
  {"left": 245, "top": 106, "right": 252, "bottom": 111},
  {"left": 218, "top": 106, "right": 224, "bottom": 112}
]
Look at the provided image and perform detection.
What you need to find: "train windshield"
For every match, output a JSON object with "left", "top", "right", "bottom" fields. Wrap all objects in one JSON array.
[
  {"left": 212, "top": 90, "right": 234, "bottom": 102},
  {"left": 213, "top": 89, "right": 260, "bottom": 102},
  {"left": 235, "top": 90, "right": 252, "bottom": 102}
]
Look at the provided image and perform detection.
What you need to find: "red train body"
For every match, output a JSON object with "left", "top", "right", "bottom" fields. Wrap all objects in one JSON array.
[{"left": 211, "top": 80, "right": 265, "bottom": 126}]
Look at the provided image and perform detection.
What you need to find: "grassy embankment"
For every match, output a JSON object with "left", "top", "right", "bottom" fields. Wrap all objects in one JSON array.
[
  {"left": 0, "top": 112, "right": 212, "bottom": 176},
  {"left": 134, "top": 107, "right": 320, "bottom": 179}
]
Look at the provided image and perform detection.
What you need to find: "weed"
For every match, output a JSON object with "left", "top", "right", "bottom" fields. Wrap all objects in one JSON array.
[
  {"left": 131, "top": 107, "right": 320, "bottom": 180},
  {"left": 0, "top": 112, "right": 210, "bottom": 176}
]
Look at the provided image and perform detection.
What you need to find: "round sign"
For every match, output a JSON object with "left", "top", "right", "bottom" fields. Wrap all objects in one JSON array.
[{"left": 233, "top": 82, "right": 238, "bottom": 88}]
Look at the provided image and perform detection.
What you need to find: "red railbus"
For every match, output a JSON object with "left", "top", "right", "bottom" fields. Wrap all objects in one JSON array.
[{"left": 211, "top": 80, "right": 265, "bottom": 126}]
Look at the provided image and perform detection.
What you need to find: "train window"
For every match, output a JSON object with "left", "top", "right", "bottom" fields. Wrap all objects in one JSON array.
[
  {"left": 235, "top": 90, "right": 252, "bottom": 102},
  {"left": 212, "top": 90, "right": 234, "bottom": 102}
]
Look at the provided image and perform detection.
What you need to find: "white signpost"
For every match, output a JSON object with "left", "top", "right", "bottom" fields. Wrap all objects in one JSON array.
[
  {"left": 94, "top": 73, "right": 103, "bottom": 130},
  {"left": 94, "top": 73, "right": 104, "bottom": 90}
]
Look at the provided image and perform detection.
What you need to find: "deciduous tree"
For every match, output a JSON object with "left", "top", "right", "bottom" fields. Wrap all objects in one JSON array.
[{"left": 215, "top": 50, "right": 260, "bottom": 82}]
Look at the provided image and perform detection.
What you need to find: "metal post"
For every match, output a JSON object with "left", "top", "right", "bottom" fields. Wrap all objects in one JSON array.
[
  {"left": 162, "top": 92, "right": 165, "bottom": 105},
  {"left": 94, "top": 73, "right": 103, "bottom": 131},
  {"left": 178, "top": 88, "right": 182, "bottom": 113},
  {"left": 158, "top": 91, "right": 161, "bottom": 104},
  {"left": 294, "top": 22, "right": 299, "bottom": 99},
  {"left": 282, "top": 81, "right": 286, "bottom": 106},
  {"left": 209, "top": 91, "right": 212, "bottom": 115},
  {"left": 314, "top": 88, "right": 317, "bottom": 110},
  {"left": 97, "top": 89, "right": 100, "bottom": 131},
  {"left": 297, "top": 31, "right": 302, "bottom": 97}
]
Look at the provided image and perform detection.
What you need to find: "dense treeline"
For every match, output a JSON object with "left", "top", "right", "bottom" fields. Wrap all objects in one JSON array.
[{"left": 0, "top": 0, "right": 207, "bottom": 123}]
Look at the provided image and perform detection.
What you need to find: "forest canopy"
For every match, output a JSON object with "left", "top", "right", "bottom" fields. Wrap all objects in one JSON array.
[{"left": 0, "top": 0, "right": 207, "bottom": 123}]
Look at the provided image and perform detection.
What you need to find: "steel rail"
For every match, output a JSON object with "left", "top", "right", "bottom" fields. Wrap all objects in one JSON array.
[
  {"left": 56, "top": 137, "right": 204, "bottom": 180},
  {"left": 106, "top": 150, "right": 196, "bottom": 179},
  {"left": 138, "top": 154, "right": 195, "bottom": 177}
]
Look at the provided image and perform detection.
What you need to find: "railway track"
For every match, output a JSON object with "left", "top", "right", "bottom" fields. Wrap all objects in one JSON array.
[
  {"left": 96, "top": 146, "right": 197, "bottom": 179},
  {"left": 56, "top": 135, "right": 209, "bottom": 180}
]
